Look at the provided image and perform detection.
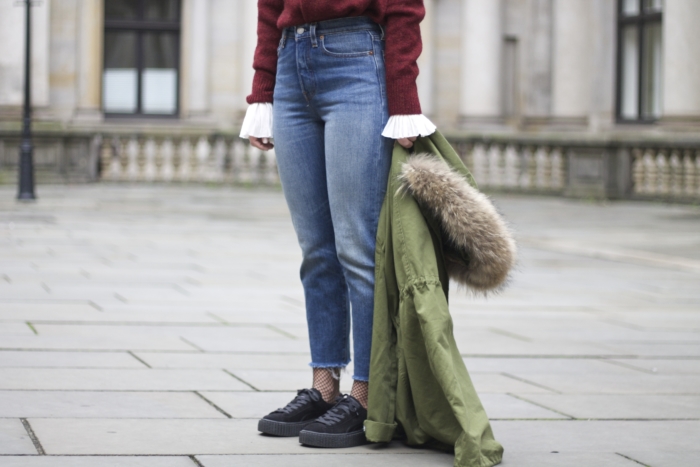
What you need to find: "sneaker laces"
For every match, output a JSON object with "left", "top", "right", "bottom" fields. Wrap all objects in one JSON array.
[
  {"left": 316, "top": 395, "right": 360, "bottom": 426},
  {"left": 273, "top": 388, "right": 320, "bottom": 414}
]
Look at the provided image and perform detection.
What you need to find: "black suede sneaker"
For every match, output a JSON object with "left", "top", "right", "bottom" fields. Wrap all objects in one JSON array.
[
  {"left": 258, "top": 388, "right": 335, "bottom": 437},
  {"left": 298, "top": 394, "right": 368, "bottom": 448}
]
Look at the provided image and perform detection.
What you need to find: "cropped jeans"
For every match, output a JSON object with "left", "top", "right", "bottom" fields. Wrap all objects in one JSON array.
[{"left": 273, "top": 17, "right": 393, "bottom": 381}]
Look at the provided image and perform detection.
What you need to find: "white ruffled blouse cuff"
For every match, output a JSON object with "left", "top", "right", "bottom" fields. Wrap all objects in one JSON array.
[
  {"left": 239, "top": 103, "right": 273, "bottom": 139},
  {"left": 381, "top": 114, "right": 436, "bottom": 139}
]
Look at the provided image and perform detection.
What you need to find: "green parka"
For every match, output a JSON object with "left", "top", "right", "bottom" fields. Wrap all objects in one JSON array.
[{"left": 365, "top": 131, "right": 516, "bottom": 467}]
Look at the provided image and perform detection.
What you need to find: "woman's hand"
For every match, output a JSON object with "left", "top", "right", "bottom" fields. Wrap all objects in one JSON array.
[
  {"left": 249, "top": 137, "right": 274, "bottom": 151},
  {"left": 397, "top": 137, "right": 417, "bottom": 148}
]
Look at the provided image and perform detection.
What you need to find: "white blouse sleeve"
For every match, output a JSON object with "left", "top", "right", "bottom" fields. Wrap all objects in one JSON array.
[
  {"left": 381, "top": 114, "right": 436, "bottom": 139},
  {"left": 239, "top": 103, "right": 274, "bottom": 139}
]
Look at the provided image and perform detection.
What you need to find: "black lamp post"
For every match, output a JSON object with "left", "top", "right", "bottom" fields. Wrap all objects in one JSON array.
[{"left": 17, "top": 0, "right": 36, "bottom": 200}]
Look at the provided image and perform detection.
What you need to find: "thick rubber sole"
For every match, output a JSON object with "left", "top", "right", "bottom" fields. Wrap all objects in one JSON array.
[
  {"left": 298, "top": 428, "right": 367, "bottom": 448},
  {"left": 258, "top": 418, "right": 311, "bottom": 437}
]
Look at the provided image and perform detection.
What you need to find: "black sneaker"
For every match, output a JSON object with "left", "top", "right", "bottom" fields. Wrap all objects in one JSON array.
[
  {"left": 258, "top": 388, "right": 335, "bottom": 437},
  {"left": 298, "top": 394, "right": 367, "bottom": 448}
]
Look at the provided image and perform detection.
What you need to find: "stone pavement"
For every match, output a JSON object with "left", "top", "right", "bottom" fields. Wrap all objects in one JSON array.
[{"left": 0, "top": 184, "right": 699, "bottom": 467}]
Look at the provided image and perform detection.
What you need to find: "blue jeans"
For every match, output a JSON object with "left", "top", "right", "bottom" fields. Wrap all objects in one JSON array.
[{"left": 273, "top": 17, "right": 392, "bottom": 381}]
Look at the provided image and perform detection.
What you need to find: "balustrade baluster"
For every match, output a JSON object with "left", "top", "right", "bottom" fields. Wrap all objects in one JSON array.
[
  {"left": 550, "top": 147, "right": 564, "bottom": 190},
  {"left": 196, "top": 136, "right": 212, "bottom": 182},
  {"left": 213, "top": 137, "right": 227, "bottom": 183},
  {"left": 231, "top": 140, "right": 246, "bottom": 183},
  {"left": 503, "top": 145, "right": 519, "bottom": 188},
  {"left": 126, "top": 137, "right": 140, "bottom": 181},
  {"left": 178, "top": 138, "right": 192, "bottom": 181},
  {"left": 535, "top": 146, "right": 550, "bottom": 190},
  {"left": 669, "top": 150, "right": 682, "bottom": 197},
  {"left": 657, "top": 150, "right": 670, "bottom": 195},
  {"left": 631, "top": 149, "right": 644, "bottom": 195},
  {"left": 265, "top": 148, "right": 279, "bottom": 185},
  {"left": 694, "top": 151, "right": 700, "bottom": 198},
  {"left": 642, "top": 149, "right": 656, "bottom": 194},
  {"left": 144, "top": 138, "right": 157, "bottom": 182},
  {"left": 249, "top": 145, "right": 262, "bottom": 184},
  {"left": 161, "top": 138, "right": 174, "bottom": 182},
  {"left": 487, "top": 144, "right": 503, "bottom": 187},
  {"left": 471, "top": 143, "right": 487, "bottom": 186}
]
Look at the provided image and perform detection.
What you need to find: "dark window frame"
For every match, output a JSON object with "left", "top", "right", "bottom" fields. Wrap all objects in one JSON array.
[
  {"left": 103, "top": 0, "right": 182, "bottom": 119},
  {"left": 615, "top": 0, "right": 663, "bottom": 124}
]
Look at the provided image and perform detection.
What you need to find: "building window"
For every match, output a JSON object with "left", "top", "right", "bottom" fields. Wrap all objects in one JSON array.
[
  {"left": 616, "top": 0, "right": 663, "bottom": 122},
  {"left": 103, "top": 0, "right": 181, "bottom": 116}
]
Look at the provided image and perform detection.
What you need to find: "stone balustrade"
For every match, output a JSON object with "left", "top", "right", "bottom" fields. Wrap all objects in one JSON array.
[
  {"left": 448, "top": 136, "right": 700, "bottom": 201},
  {"left": 630, "top": 147, "right": 700, "bottom": 199},
  {"left": 453, "top": 142, "right": 566, "bottom": 194},
  {"left": 1, "top": 130, "right": 698, "bottom": 202},
  {"left": 99, "top": 135, "right": 278, "bottom": 185}
]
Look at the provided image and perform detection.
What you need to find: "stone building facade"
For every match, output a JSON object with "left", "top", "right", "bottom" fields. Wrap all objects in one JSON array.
[
  {"left": 1, "top": 0, "right": 699, "bottom": 133},
  {"left": 0, "top": 0, "right": 698, "bottom": 199}
]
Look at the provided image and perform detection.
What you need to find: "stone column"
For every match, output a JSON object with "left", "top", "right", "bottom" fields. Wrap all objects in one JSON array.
[
  {"left": 551, "top": 0, "right": 590, "bottom": 126},
  {"left": 417, "top": 0, "right": 435, "bottom": 116},
  {"left": 522, "top": 0, "right": 553, "bottom": 123},
  {"left": 459, "top": 0, "right": 502, "bottom": 125},
  {"left": 587, "top": 0, "right": 616, "bottom": 132},
  {"left": 181, "top": 0, "right": 210, "bottom": 119},
  {"left": 662, "top": 0, "right": 700, "bottom": 124},
  {"left": 74, "top": 0, "right": 103, "bottom": 121},
  {"left": 241, "top": 0, "right": 258, "bottom": 110},
  {"left": 0, "top": 0, "right": 50, "bottom": 109}
]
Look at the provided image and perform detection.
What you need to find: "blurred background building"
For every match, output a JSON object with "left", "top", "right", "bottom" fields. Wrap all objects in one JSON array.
[{"left": 0, "top": 0, "right": 698, "bottom": 200}]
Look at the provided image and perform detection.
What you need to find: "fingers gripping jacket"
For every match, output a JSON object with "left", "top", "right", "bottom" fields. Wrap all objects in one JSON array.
[{"left": 397, "top": 153, "right": 517, "bottom": 293}]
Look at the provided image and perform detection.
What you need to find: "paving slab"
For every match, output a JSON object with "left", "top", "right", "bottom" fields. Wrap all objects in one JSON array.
[
  {"left": 28, "top": 419, "right": 419, "bottom": 455},
  {"left": 134, "top": 352, "right": 312, "bottom": 370},
  {"left": 462, "top": 357, "right": 640, "bottom": 374},
  {"left": 0, "top": 369, "right": 251, "bottom": 391},
  {"left": 610, "top": 358, "right": 700, "bottom": 374},
  {"left": 0, "top": 351, "right": 144, "bottom": 368},
  {"left": 619, "top": 451, "right": 700, "bottom": 467},
  {"left": 498, "top": 452, "right": 641, "bottom": 466},
  {"left": 0, "top": 419, "right": 37, "bottom": 455},
  {"left": 188, "top": 337, "right": 310, "bottom": 353},
  {"left": 0, "top": 323, "right": 38, "bottom": 336},
  {"left": 0, "top": 391, "right": 225, "bottom": 418},
  {"left": 2, "top": 185, "right": 700, "bottom": 465},
  {"left": 196, "top": 453, "right": 454, "bottom": 466},
  {"left": 479, "top": 394, "right": 568, "bottom": 420},
  {"left": 491, "top": 420, "right": 700, "bottom": 452},
  {"left": 505, "top": 372, "right": 700, "bottom": 394},
  {"left": 0, "top": 456, "right": 197, "bottom": 467},
  {"left": 0, "top": 335, "right": 195, "bottom": 352},
  {"left": 198, "top": 391, "right": 300, "bottom": 418},
  {"left": 517, "top": 394, "right": 700, "bottom": 419},
  {"left": 31, "top": 324, "right": 286, "bottom": 341},
  {"left": 224, "top": 370, "right": 354, "bottom": 393}
]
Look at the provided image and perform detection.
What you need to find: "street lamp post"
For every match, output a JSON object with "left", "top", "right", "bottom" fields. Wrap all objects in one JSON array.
[{"left": 17, "top": 0, "right": 36, "bottom": 200}]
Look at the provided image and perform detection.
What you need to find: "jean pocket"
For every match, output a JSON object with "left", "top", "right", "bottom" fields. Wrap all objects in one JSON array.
[{"left": 320, "top": 31, "right": 374, "bottom": 58}]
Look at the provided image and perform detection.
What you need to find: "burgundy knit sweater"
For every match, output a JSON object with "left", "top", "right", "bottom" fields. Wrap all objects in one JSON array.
[{"left": 247, "top": 0, "right": 425, "bottom": 116}]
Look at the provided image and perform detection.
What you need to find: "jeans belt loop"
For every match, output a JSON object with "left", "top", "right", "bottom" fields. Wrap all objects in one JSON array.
[
  {"left": 310, "top": 23, "right": 318, "bottom": 48},
  {"left": 280, "top": 30, "right": 287, "bottom": 49}
]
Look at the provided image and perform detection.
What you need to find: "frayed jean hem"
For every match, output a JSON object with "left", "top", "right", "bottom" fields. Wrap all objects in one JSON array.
[{"left": 309, "top": 362, "right": 349, "bottom": 369}]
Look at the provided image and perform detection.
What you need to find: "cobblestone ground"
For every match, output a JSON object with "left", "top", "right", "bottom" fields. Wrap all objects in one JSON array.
[{"left": 0, "top": 184, "right": 699, "bottom": 467}]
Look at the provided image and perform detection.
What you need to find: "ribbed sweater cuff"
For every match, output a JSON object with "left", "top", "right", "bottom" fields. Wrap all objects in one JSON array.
[
  {"left": 387, "top": 79, "right": 422, "bottom": 116},
  {"left": 246, "top": 73, "right": 276, "bottom": 105}
]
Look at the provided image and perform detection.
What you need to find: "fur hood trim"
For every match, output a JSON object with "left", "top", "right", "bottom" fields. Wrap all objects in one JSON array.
[{"left": 398, "top": 153, "right": 517, "bottom": 292}]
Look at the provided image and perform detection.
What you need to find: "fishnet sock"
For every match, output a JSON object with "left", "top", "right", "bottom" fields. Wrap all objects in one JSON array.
[
  {"left": 350, "top": 380, "right": 369, "bottom": 409},
  {"left": 312, "top": 367, "right": 340, "bottom": 403}
]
